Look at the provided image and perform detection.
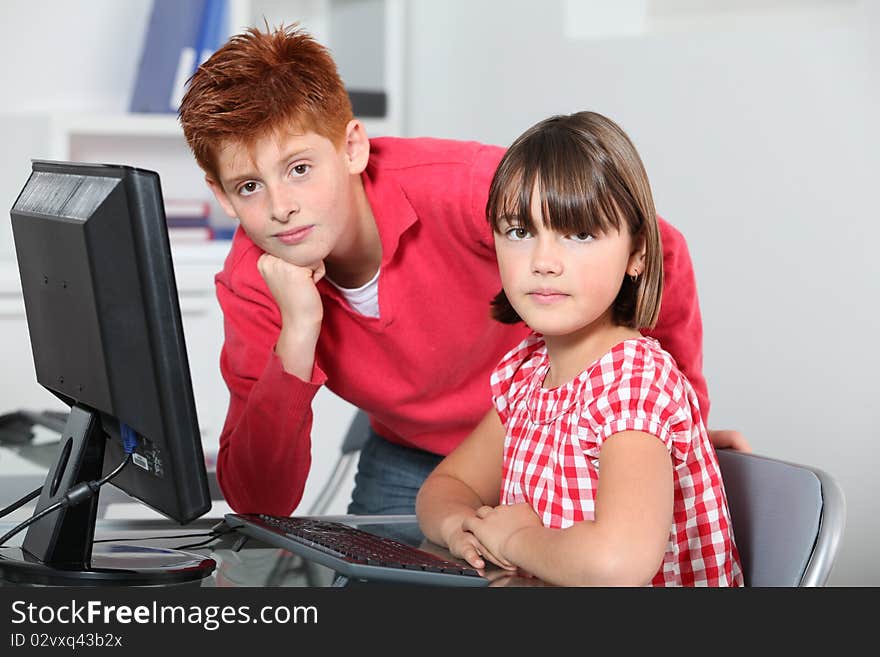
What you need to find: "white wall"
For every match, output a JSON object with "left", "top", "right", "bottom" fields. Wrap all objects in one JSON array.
[
  {"left": 0, "top": 0, "right": 152, "bottom": 113},
  {"left": 405, "top": 0, "right": 879, "bottom": 585},
  {"left": 0, "top": 0, "right": 151, "bottom": 262}
]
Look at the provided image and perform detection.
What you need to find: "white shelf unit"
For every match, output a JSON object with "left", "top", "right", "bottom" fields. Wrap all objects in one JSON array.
[
  {"left": 47, "top": 112, "right": 399, "bottom": 157},
  {"left": 229, "top": 0, "right": 405, "bottom": 141}
]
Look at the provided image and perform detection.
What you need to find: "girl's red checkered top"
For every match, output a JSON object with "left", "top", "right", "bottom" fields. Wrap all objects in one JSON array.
[{"left": 491, "top": 334, "right": 743, "bottom": 586}]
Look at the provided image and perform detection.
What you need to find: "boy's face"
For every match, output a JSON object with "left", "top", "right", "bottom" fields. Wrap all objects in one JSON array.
[{"left": 207, "top": 121, "right": 368, "bottom": 269}]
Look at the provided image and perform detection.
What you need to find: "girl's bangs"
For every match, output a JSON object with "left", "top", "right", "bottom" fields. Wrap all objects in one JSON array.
[
  {"left": 489, "top": 130, "right": 624, "bottom": 236},
  {"left": 536, "top": 161, "right": 622, "bottom": 238}
]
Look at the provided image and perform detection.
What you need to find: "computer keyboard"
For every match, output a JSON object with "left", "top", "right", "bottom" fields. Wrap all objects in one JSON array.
[{"left": 223, "top": 514, "right": 488, "bottom": 587}]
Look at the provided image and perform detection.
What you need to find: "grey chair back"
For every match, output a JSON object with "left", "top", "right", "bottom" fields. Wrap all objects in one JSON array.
[
  {"left": 716, "top": 449, "right": 845, "bottom": 586},
  {"left": 307, "top": 410, "right": 371, "bottom": 515}
]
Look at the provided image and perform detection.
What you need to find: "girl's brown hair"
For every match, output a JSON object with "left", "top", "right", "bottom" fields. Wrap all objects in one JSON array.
[
  {"left": 179, "top": 24, "right": 353, "bottom": 181},
  {"left": 487, "top": 111, "right": 663, "bottom": 329}
]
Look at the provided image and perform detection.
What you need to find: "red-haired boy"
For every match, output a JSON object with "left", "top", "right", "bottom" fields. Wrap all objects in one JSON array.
[{"left": 179, "top": 25, "right": 747, "bottom": 516}]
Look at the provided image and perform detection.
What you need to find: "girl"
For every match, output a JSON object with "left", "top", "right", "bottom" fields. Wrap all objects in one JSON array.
[{"left": 415, "top": 111, "right": 743, "bottom": 586}]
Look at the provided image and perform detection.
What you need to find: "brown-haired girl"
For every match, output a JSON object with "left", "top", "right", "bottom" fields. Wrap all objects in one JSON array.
[{"left": 416, "top": 112, "right": 743, "bottom": 586}]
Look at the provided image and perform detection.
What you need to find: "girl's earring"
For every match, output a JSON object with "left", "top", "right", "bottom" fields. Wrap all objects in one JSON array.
[{"left": 630, "top": 271, "right": 640, "bottom": 284}]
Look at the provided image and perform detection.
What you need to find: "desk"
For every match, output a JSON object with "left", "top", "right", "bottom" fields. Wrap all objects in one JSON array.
[
  {"left": 0, "top": 514, "right": 405, "bottom": 587},
  {"left": 0, "top": 445, "right": 539, "bottom": 587},
  {"left": 0, "top": 514, "right": 547, "bottom": 587}
]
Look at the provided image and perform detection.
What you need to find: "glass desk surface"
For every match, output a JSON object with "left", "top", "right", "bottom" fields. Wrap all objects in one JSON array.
[{"left": 0, "top": 514, "right": 549, "bottom": 587}]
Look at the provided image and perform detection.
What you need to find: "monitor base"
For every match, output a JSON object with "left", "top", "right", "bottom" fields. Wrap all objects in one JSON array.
[{"left": 0, "top": 542, "right": 216, "bottom": 586}]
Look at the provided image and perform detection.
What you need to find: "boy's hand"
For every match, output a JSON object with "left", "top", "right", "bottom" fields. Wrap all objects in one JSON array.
[
  {"left": 462, "top": 503, "right": 542, "bottom": 570},
  {"left": 708, "top": 429, "right": 752, "bottom": 453},
  {"left": 257, "top": 253, "right": 325, "bottom": 330},
  {"left": 258, "top": 253, "right": 325, "bottom": 380}
]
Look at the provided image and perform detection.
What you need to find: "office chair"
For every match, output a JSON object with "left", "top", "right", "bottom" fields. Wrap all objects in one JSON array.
[
  {"left": 716, "top": 449, "right": 846, "bottom": 587},
  {"left": 306, "top": 409, "right": 371, "bottom": 516}
]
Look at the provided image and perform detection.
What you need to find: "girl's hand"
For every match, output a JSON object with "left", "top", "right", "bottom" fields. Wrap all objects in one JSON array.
[
  {"left": 443, "top": 522, "right": 491, "bottom": 571},
  {"left": 463, "top": 503, "right": 542, "bottom": 570}
]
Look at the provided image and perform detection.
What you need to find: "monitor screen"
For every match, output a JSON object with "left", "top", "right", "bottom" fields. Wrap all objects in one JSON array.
[{"left": 0, "top": 160, "right": 214, "bottom": 585}]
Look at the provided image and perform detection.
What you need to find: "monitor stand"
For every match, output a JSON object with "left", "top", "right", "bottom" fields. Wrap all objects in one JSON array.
[{"left": 0, "top": 406, "right": 215, "bottom": 586}]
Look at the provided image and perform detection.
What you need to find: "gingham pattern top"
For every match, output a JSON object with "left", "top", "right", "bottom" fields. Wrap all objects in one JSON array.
[{"left": 491, "top": 334, "right": 743, "bottom": 587}]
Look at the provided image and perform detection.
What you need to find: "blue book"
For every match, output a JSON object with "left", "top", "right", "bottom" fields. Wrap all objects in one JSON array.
[
  {"left": 129, "top": 0, "right": 210, "bottom": 114},
  {"left": 195, "top": 0, "right": 229, "bottom": 67}
]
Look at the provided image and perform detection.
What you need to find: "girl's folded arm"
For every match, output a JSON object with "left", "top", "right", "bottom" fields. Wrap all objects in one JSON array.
[
  {"left": 416, "top": 408, "right": 505, "bottom": 547},
  {"left": 503, "top": 430, "right": 674, "bottom": 586}
]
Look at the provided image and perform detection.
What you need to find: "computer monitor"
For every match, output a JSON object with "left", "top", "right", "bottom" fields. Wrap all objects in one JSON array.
[{"left": 0, "top": 160, "right": 215, "bottom": 585}]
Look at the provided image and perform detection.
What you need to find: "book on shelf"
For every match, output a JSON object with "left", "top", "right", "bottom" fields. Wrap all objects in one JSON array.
[
  {"left": 163, "top": 197, "right": 235, "bottom": 243},
  {"left": 164, "top": 198, "right": 211, "bottom": 219},
  {"left": 164, "top": 197, "right": 211, "bottom": 243},
  {"left": 195, "top": 0, "right": 229, "bottom": 68},
  {"left": 168, "top": 226, "right": 215, "bottom": 244},
  {"left": 129, "top": 0, "right": 229, "bottom": 114},
  {"left": 211, "top": 226, "right": 236, "bottom": 241}
]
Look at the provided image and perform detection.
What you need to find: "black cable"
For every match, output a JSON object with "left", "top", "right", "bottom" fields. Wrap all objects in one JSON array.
[
  {"left": 96, "top": 518, "right": 235, "bottom": 546},
  {"left": 92, "top": 532, "right": 215, "bottom": 544},
  {"left": 95, "top": 455, "right": 131, "bottom": 487},
  {"left": 0, "top": 454, "right": 131, "bottom": 549},
  {"left": 0, "top": 499, "right": 67, "bottom": 548},
  {"left": 173, "top": 534, "right": 224, "bottom": 551},
  {"left": 0, "top": 486, "right": 43, "bottom": 519}
]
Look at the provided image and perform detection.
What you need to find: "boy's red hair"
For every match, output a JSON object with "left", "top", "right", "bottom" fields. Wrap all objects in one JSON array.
[{"left": 179, "top": 24, "right": 353, "bottom": 180}]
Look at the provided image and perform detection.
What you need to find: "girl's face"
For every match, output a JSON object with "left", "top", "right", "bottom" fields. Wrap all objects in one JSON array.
[{"left": 494, "top": 185, "right": 645, "bottom": 338}]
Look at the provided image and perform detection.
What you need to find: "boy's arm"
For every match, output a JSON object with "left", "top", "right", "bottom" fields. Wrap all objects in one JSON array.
[
  {"left": 478, "top": 431, "right": 673, "bottom": 586},
  {"left": 214, "top": 258, "right": 326, "bottom": 516}
]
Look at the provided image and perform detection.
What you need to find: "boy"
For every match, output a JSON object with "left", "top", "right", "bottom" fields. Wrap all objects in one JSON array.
[{"left": 179, "top": 25, "right": 747, "bottom": 516}]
